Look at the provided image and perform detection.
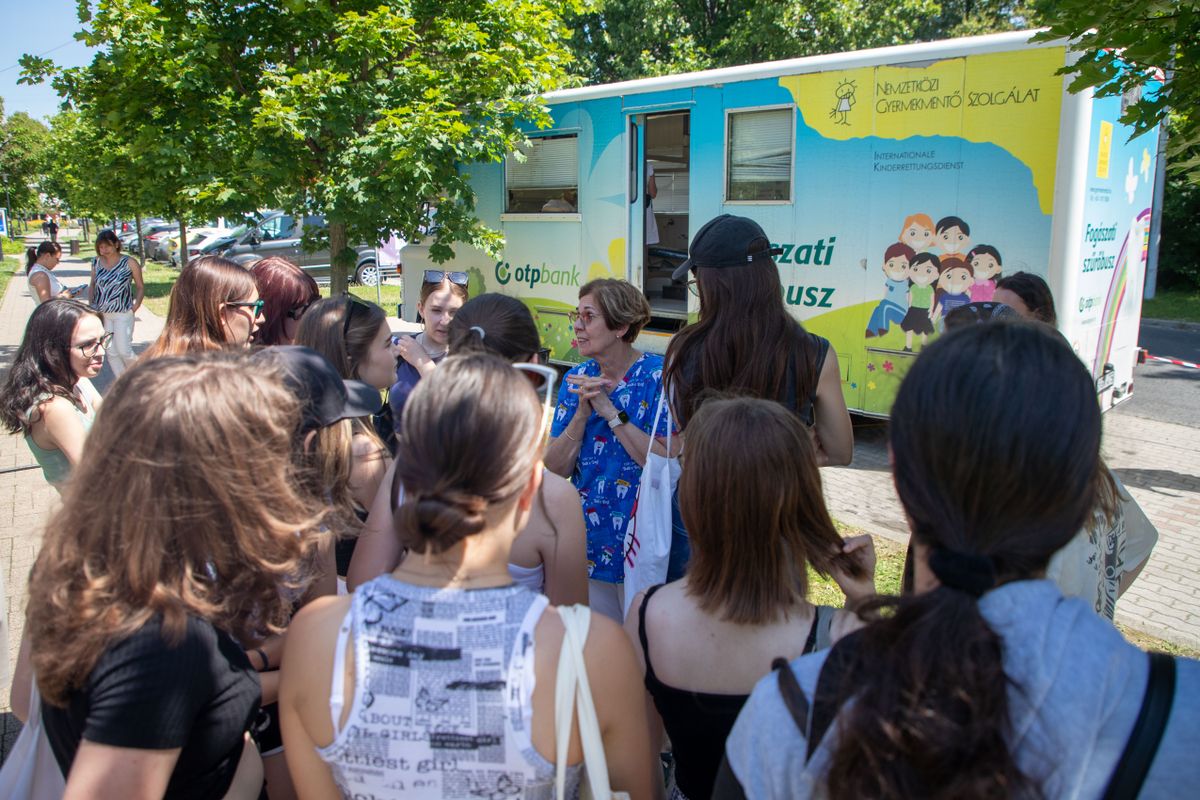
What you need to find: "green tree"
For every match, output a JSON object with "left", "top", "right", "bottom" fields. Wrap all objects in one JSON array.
[
  {"left": 0, "top": 103, "right": 51, "bottom": 224},
  {"left": 564, "top": 0, "right": 1048, "bottom": 84},
  {"left": 25, "top": 0, "right": 580, "bottom": 291},
  {"left": 1036, "top": 1, "right": 1199, "bottom": 182}
]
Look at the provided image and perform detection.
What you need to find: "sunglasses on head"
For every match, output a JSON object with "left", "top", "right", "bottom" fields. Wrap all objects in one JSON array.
[
  {"left": 514, "top": 362, "right": 558, "bottom": 439},
  {"left": 423, "top": 270, "right": 468, "bottom": 286},
  {"left": 342, "top": 293, "right": 372, "bottom": 337}
]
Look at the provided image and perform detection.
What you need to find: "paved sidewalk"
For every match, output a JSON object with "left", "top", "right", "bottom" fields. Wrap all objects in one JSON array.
[
  {"left": 0, "top": 259, "right": 165, "bottom": 752},
  {"left": 822, "top": 410, "right": 1200, "bottom": 650}
]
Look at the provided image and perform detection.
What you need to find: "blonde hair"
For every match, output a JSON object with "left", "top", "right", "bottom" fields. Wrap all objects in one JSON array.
[{"left": 28, "top": 353, "right": 325, "bottom": 706}]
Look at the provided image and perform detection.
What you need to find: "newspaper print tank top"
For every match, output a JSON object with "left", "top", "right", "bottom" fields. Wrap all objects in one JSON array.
[
  {"left": 317, "top": 575, "right": 583, "bottom": 799},
  {"left": 92, "top": 255, "right": 134, "bottom": 313}
]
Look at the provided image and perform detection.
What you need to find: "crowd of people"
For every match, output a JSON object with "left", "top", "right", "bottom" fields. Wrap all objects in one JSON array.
[{"left": 0, "top": 218, "right": 1195, "bottom": 799}]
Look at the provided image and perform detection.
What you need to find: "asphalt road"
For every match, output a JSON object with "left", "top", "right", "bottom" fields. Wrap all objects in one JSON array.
[{"left": 1112, "top": 320, "right": 1200, "bottom": 428}]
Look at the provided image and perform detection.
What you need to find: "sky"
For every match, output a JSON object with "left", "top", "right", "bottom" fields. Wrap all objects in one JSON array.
[{"left": 0, "top": 0, "right": 96, "bottom": 122}]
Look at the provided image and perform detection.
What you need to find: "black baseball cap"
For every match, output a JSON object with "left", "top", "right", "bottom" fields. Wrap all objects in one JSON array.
[
  {"left": 672, "top": 214, "right": 783, "bottom": 282},
  {"left": 252, "top": 346, "right": 382, "bottom": 434}
]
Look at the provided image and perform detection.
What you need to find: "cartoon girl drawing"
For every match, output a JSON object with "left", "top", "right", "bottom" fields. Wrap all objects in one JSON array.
[
  {"left": 900, "top": 252, "right": 941, "bottom": 352},
  {"left": 935, "top": 216, "right": 972, "bottom": 255},
  {"left": 830, "top": 79, "right": 856, "bottom": 126},
  {"left": 899, "top": 214, "right": 936, "bottom": 253},
  {"left": 967, "top": 244, "right": 1003, "bottom": 302},
  {"left": 933, "top": 256, "right": 974, "bottom": 329},
  {"left": 865, "top": 242, "right": 916, "bottom": 338}
]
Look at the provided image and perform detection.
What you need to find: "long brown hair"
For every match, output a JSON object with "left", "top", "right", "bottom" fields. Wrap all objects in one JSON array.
[
  {"left": 823, "top": 322, "right": 1100, "bottom": 798},
  {"left": 142, "top": 255, "right": 258, "bottom": 359},
  {"left": 294, "top": 296, "right": 388, "bottom": 450},
  {"left": 27, "top": 353, "right": 325, "bottom": 706},
  {"left": 664, "top": 259, "right": 819, "bottom": 428},
  {"left": 681, "top": 396, "right": 860, "bottom": 624},
  {"left": 251, "top": 256, "right": 320, "bottom": 346},
  {"left": 394, "top": 353, "right": 543, "bottom": 554}
]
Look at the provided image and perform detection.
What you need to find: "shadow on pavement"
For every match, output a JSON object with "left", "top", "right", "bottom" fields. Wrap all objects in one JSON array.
[{"left": 1112, "top": 467, "right": 1200, "bottom": 498}]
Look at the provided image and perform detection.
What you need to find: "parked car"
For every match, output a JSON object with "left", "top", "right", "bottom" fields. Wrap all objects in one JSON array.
[
  {"left": 167, "top": 227, "right": 226, "bottom": 267},
  {"left": 223, "top": 212, "right": 398, "bottom": 285},
  {"left": 118, "top": 221, "right": 171, "bottom": 253}
]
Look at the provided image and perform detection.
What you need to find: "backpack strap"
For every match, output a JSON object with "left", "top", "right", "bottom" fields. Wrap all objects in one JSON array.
[
  {"left": 1102, "top": 651, "right": 1177, "bottom": 800},
  {"left": 772, "top": 631, "right": 861, "bottom": 762}
]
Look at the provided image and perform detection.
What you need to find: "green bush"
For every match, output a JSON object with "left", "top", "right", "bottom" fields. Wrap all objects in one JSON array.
[{"left": 1159, "top": 175, "right": 1200, "bottom": 290}]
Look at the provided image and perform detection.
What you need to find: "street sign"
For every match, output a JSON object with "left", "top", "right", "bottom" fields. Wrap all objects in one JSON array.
[{"left": 0, "top": 209, "right": 8, "bottom": 239}]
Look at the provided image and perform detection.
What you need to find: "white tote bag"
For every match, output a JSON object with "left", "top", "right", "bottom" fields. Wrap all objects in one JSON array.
[
  {"left": 0, "top": 684, "right": 67, "bottom": 799},
  {"left": 621, "top": 389, "right": 680, "bottom": 618},
  {"left": 554, "top": 605, "right": 630, "bottom": 800}
]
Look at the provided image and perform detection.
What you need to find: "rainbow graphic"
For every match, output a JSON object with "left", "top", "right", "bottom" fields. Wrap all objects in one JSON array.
[{"left": 1092, "top": 208, "right": 1151, "bottom": 377}]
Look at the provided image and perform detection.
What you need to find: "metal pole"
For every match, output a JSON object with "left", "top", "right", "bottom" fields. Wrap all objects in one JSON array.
[{"left": 1144, "top": 116, "right": 1170, "bottom": 301}]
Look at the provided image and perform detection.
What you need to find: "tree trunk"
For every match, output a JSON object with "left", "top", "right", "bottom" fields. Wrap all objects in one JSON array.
[
  {"left": 329, "top": 220, "right": 350, "bottom": 296},
  {"left": 178, "top": 217, "right": 189, "bottom": 269},
  {"left": 135, "top": 213, "right": 146, "bottom": 262}
]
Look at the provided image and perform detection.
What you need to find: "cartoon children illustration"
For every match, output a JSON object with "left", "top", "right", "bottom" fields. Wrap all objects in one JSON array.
[
  {"left": 865, "top": 242, "right": 916, "bottom": 338},
  {"left": 935, "top": 216, "right": 971, "bottom": 255},
  {"left": 967, "top": 244, "right": 1003, "bottom": 302},
  {"left": 899, "top": 214, "right": 936, "bottom": 253},
  {"left": 830, "top": 79, "right": 856, "bottom": 126},
  {"left": 933, "top": 256, "right": 974, "bottom": 329},
  {"left": 900, "top": 252, "right": 941, "bottom": 352}
]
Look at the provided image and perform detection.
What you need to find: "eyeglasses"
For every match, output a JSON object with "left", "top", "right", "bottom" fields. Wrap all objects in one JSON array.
[
  {"left": 73, "top": 332, "right": 114, "bottom": 357},
  {"left": 515, "top": 362, "right": 558, "bottom": 439},
  {"left": 535, "top": 347, "right": 551, "bottom": 365},
  {"left": 567, "top": 309, "right": 599, "bottom": 327},
  {"left": 286, "top": 300, "right": 314, "bottom": 321},
  {"left": 423, "top": 270, "right": 469, "bottom": 286},
  {"left": 227, "top": 299, "right": 265, "bottom": 318}
]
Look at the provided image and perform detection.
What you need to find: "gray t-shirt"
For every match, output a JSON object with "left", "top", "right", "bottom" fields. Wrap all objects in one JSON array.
[{"left": 725, "top": 580, "right": 1200, "bottom": 798}]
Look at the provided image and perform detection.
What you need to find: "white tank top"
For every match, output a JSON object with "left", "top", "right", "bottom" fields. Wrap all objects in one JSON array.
[
  {"left": 318, "top": 575, "right": 582, "bottom": 799},
  {"left": 28, "top": 264, "right": 62, "bottom": 300}
]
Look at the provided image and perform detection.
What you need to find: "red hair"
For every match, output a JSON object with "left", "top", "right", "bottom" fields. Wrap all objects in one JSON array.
[{"left": 251, "top": 257, "right": 320, "bottom": 346}]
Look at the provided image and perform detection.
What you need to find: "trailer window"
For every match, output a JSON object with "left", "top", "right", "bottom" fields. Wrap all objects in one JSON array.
[
  {"left": 506, "top": 134, "right": 579, "bottom": 214},
  {"left": 726, "top": 109, "right": 793, "bottom": 202}
]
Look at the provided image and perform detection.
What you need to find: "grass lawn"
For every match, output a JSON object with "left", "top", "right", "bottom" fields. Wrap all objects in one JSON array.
[
  {"left": 811, "top": 523, "right": 1200, "bottom": 659},
  {"left": 319, "top": 282, "right": 403, "bottom": 313},
  {"left": 1142, "top": 286, "right": 1200, "bottom": 324},
  {"left": 140, "top": 260, "right": 184, "bottom": 317},
  {"left": 0, "top": 254, "right": 21, "bottom": 301}
]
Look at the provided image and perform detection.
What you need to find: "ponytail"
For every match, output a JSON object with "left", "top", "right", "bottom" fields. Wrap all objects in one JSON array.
[
  {"left": 820, "top": 323, "right": 1101, "bottom": 799},
  {"left": 26, "top": 241, "right": 59, "bottom": 270}
]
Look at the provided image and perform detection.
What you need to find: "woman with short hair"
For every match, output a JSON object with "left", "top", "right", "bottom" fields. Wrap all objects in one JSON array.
[
  {"left": 627, "top": 396, "right": 873, "bottom": 800},
  {"left": 0, "top": 299, "right": 107, "bottom": 490},
  {"left": 251, "top": 257, "right": 321, "bottom": 346},
  {"left": 544, "top": 278, "right": 673, "bottom": 620},
  {"left": 22, "top": 352, "right": 325, "bottom": 798},
  {"left": 142, "top": 255, "right": 264, "bottom": 358},
  {"left": 719, "top": 323, "right": 1200, "bottom": 799},
  {"left": 88, "top": 229, "right": 144, "bottom": 375}
]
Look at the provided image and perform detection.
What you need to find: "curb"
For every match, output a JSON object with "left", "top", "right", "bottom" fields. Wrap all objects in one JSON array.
[{"left": 1142, "top": 317, "right": 1200, "bottom": 334}]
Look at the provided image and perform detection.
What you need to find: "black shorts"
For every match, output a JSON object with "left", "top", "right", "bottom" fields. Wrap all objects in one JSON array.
[{"left": 900, "top": 306, "right": 935, "bottom": 335}]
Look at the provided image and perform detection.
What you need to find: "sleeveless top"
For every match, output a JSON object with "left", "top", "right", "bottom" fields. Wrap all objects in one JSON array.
[
  {"left": 317, "top": 575, "right": 582, "bottom": 799},
  {"left": 92, "top": 255, "right": 135, "bottom": 313},
  {"left": 28, "top": 264, "right": 62, "bottom": 300},
  {"left": 24, "top": 379, "right": 101, "bottom": 488},
  {"left": 507, "top": 562, "right": 546, "bottom": 594},
  {"left": 637, "top": 584, "right": 835, "bottom": 800}
]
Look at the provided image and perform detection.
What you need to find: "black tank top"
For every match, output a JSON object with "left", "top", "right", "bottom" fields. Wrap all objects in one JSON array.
[{"left": 637, "top": 584, "right": 834, "bottom": 799}]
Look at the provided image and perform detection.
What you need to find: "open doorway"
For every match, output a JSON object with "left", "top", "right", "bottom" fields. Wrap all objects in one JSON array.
[{"left": 643, "top": 111, "right": 690, "bottom": 321}]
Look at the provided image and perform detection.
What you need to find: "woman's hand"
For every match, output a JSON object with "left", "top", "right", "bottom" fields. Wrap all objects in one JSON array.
[
  {"left": 567, "top": 374, "right": 613, "bottom": 419},
  {"left": 394, "top": 335, "right": 437, "bottom": 376},
  {"left": 831, "top": 534, "right": 877, "bottom": 610}
]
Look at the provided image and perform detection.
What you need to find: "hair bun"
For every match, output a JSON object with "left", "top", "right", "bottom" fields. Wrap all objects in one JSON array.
[{"left": 395, "top": 489, "right": 487, "bottom": 553}]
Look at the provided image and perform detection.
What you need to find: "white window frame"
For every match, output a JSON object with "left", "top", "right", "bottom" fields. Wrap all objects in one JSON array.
[
  {"left": 502, "top": 131, "right": 582, "bottom": 221},
  {"left": 722, "top": 104, "right": 796, "bottom": 205}
]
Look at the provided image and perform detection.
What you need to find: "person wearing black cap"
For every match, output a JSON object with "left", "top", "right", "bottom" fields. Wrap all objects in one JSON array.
[
  {"left": 665, "top": 214, "right": 853, "bottom": 462},
  {"left": 247, "top": 345, "right": 381, "bottom": 800}
]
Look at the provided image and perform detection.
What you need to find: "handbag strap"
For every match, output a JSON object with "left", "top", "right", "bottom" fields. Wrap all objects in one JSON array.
[
  {"left": 555, "top": 604, "right": 614, "bottom": 800},
  {"left": 644, "top": 384, "right": 672, "bottom": 463},
  {"left": 1102, "top": 651, "right": 1177, "bottom": 800}
]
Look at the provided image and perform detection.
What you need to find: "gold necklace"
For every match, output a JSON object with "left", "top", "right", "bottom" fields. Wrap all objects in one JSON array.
[{"left": 392, "top": 563, "right": 513, "bottom": 589}]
